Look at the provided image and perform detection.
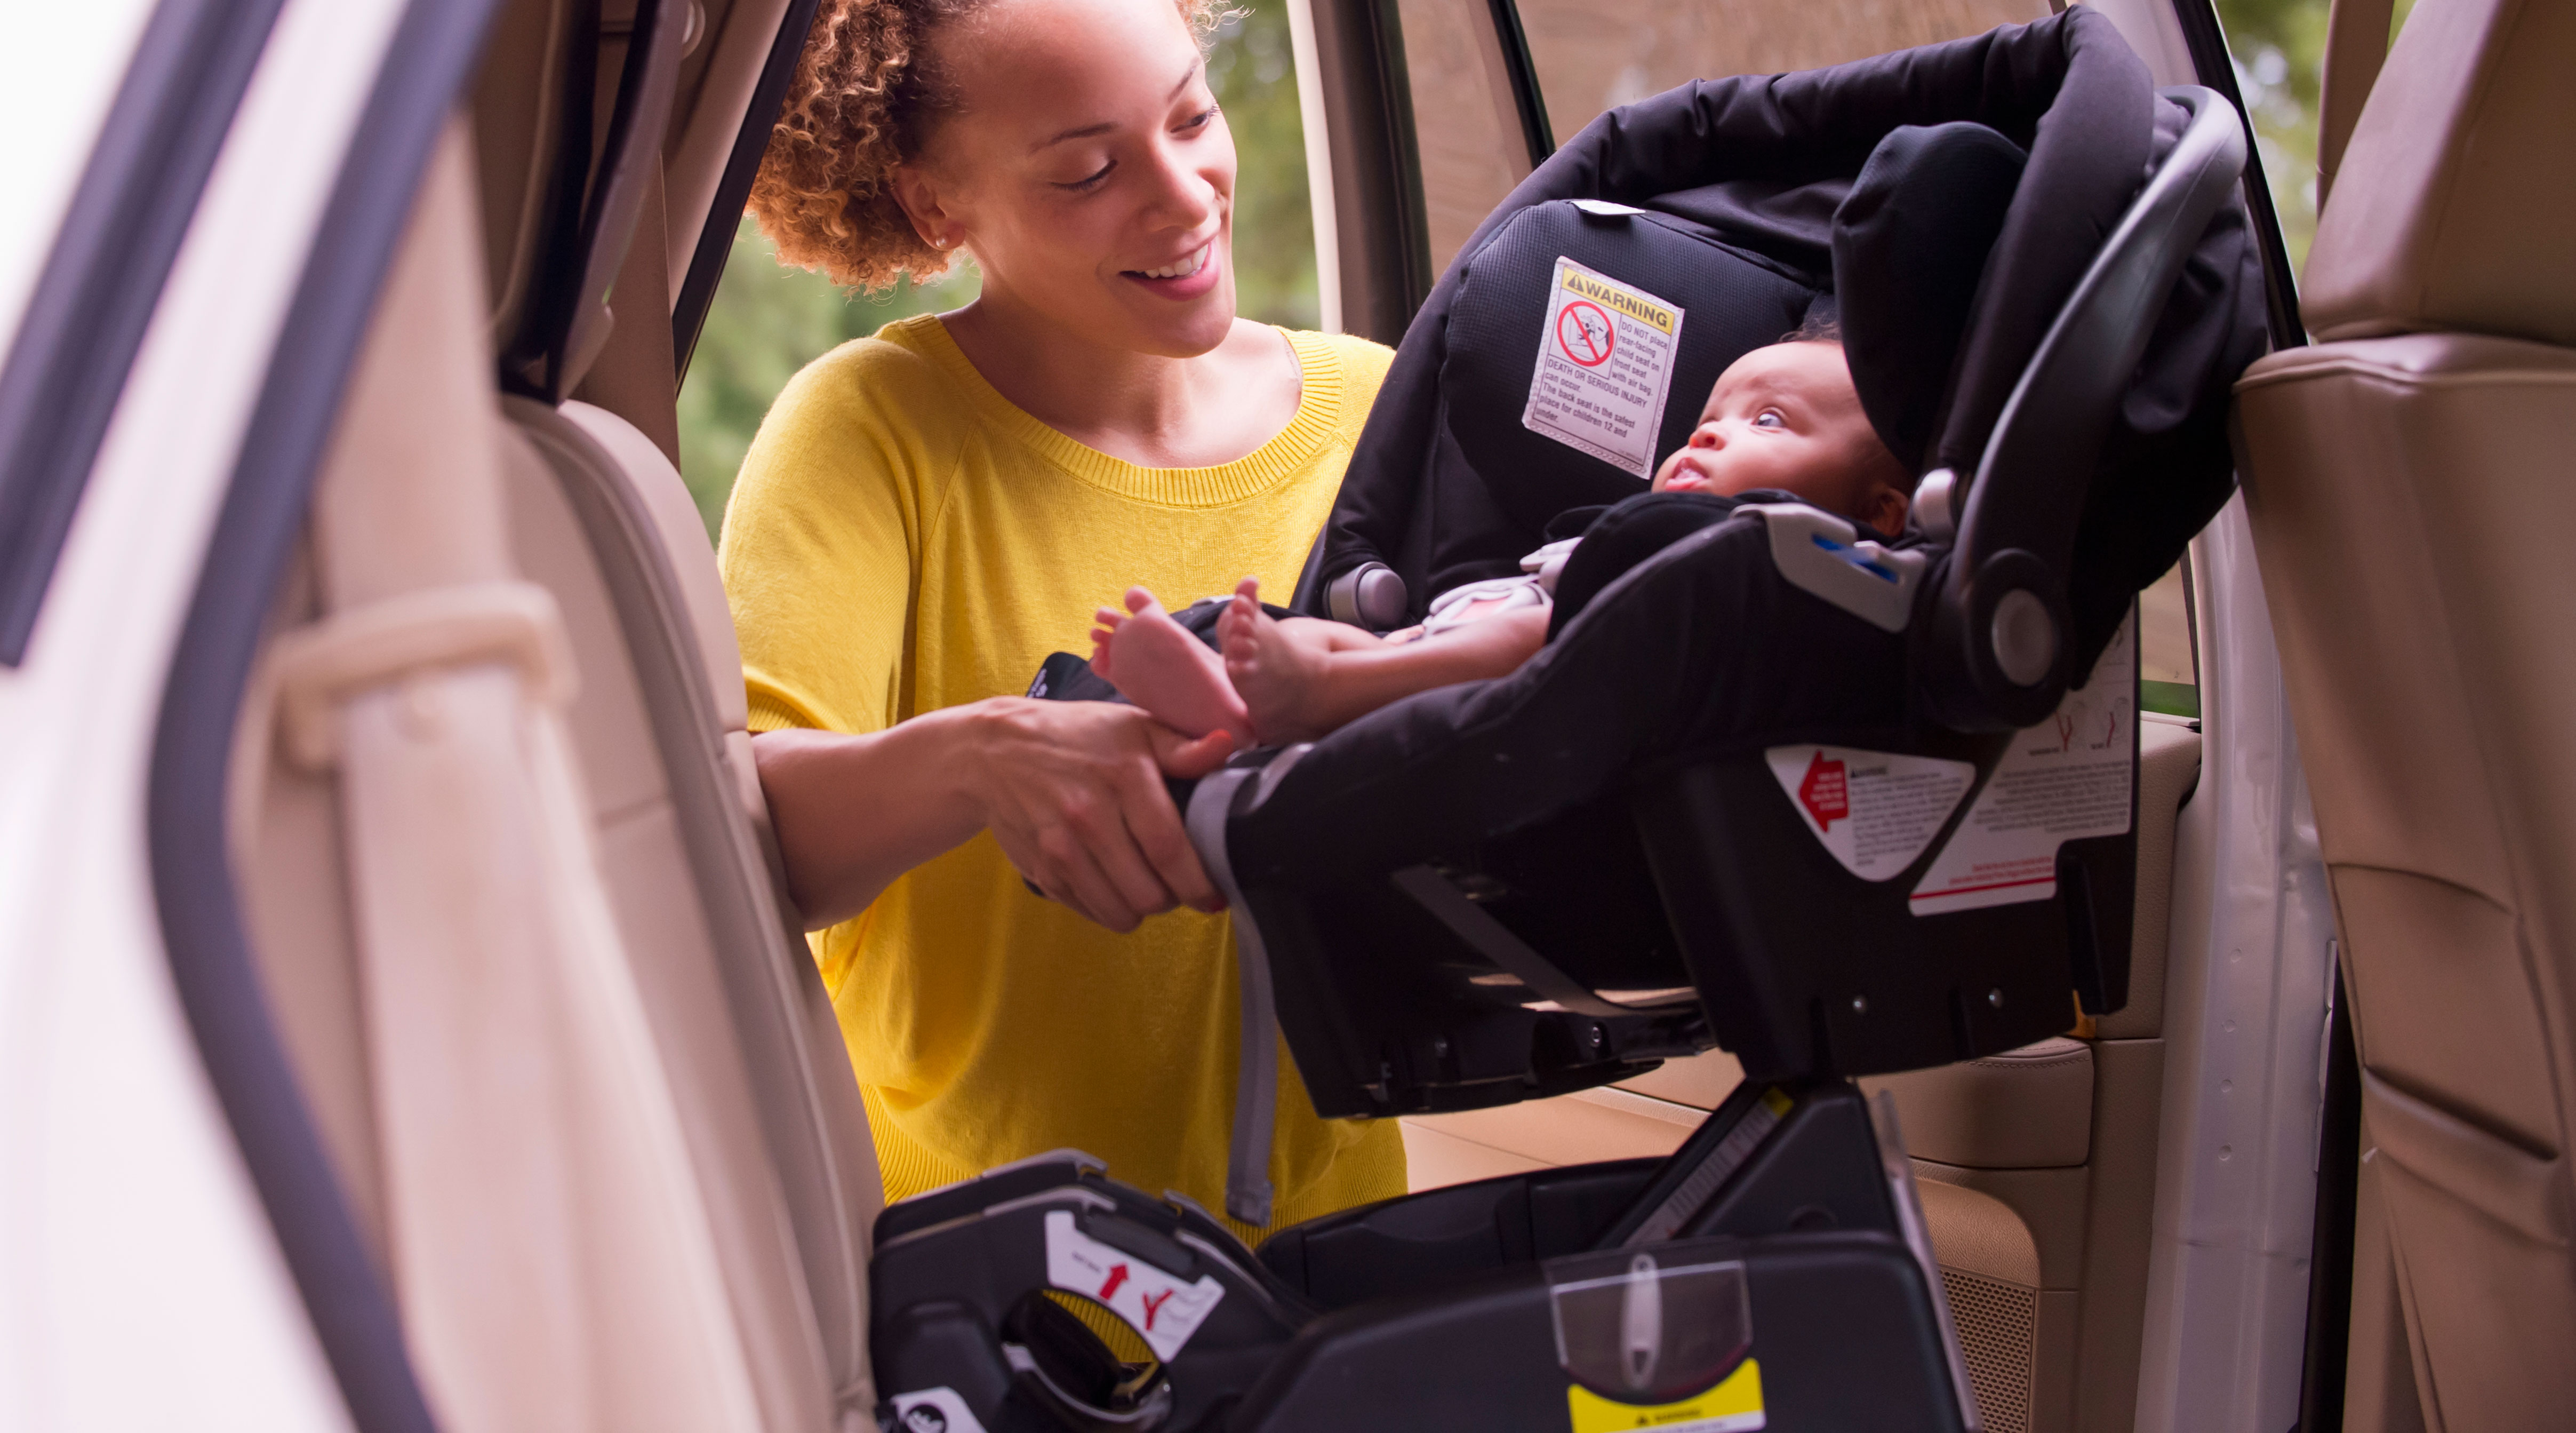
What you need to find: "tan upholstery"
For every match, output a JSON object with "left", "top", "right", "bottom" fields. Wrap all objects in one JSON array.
[
  {"left": 2099, "top": 713, "right": 2203, "bottom": 1039},
  {"left": 2239, "top": 336, "right": 2576, "bottom": 1432},
  {"left": 502, "top": 391, "right": 884, "bottom": 1421},
  {"left": 2301, "top": 0, "right": 2576, "bottom": 346},
  {"left": 1920, "top": 1180, "right": 2044, "bottom": 1433},
  {"left": 2236, "top": 7, "right": 2576, "bottom": 1418},
  {"left": 249, "top": 123, "right": 773, "bottom": 1433},
  {"left": 234, "top": 104, "right": 884, "bottom": 1427},
  {"left": 1869, "top": 1038, "right": 2094, "bottom": 1170}
]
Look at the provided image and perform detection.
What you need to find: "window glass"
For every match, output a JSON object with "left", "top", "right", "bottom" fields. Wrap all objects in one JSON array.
[
  {"left": 1396, "top": 0, "right": 1538, "bottom": 275},
  {"left": 1514, "top": 0, "right": 2048, "bottom": 147}
]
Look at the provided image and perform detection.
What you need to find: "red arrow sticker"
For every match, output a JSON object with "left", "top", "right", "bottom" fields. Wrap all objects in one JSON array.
[{"left": 1797, "top": 750, "right": 1850, "bottom": 831}]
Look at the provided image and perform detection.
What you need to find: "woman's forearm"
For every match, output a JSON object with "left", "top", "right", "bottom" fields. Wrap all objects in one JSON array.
[
  {"left": 754, "top": 696, "right": 1235, "bottom": 934},
  {"left": 753, "top": 704, "right": 993, "bottom": 929}
]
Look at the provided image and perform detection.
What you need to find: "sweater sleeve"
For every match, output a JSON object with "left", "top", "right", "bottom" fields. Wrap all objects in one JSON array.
[{"left": 718, "top": 334, "right": 958, "bottom": 737}]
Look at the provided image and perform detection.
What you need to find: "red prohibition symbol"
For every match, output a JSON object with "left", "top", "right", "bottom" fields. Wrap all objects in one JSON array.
[{"left": 1555, "top": 299, "right": 1614, "bottom": 367}]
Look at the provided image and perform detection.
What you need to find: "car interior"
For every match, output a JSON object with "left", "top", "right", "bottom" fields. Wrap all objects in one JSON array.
[{"left": 163, "top": 0, "right": 2570, "bottom": 1428}]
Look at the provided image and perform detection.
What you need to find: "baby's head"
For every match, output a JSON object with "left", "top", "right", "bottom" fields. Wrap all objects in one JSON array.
[{"left": 1650, "top": 326, "right": 1911, "bottom": 539}]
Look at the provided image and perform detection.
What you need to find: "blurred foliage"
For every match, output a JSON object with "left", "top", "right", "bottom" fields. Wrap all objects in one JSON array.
[
  {"left": 676, "top": 230, "right": 977, "bottom": 540},
  {"left": 2217, "top": 0, "right": 2414, "bottom": 274},
  {"left": 674, "top": 1, "right": 1320, "bottom": 542}
]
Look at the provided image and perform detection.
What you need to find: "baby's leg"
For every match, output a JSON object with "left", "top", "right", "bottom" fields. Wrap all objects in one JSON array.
[
  {"left": 1219, "top": 581, "right": 1368, "bottom": 744},
  {"left": 1221, "top": 578, "right": 1545, "bottom": 743},
  {"left": 1090, "top": 586, "right": 1252, "bottom": 743}
]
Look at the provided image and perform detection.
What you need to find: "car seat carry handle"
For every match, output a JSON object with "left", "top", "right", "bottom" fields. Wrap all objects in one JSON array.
[{"left": 1923, "top": 86, "right": 2245, "bottom": 730}]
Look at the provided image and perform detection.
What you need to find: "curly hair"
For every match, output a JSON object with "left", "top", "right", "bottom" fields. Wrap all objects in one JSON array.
[{"left": 751, "top": 0, "right": 1228, "bottom": 294}]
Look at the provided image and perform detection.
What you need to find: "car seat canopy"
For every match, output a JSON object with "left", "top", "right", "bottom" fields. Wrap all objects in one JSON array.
[{"left": 1313, "top": 6, "right": 2263, "bottom": 677}]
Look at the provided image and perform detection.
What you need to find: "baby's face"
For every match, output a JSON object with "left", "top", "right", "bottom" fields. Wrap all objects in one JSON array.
[{"left": 1651, "top": 341, "right": 1906, "bottom": 532}]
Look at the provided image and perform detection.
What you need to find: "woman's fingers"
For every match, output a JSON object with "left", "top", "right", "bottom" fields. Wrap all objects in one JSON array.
[
  {"left": 969, "top": 699, "right": 1230, "bottom": 928},
  {"left": 1001, "top": 806, "right": 1145, "bottom": 932},
  {"left": 1132, "top": 723, "right": 1229, "bottom": 910}
]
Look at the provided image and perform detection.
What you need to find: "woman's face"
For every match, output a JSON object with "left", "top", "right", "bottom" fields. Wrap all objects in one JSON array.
[{"left": 901, "top": 0, "right": 1239, "bottom": 357}]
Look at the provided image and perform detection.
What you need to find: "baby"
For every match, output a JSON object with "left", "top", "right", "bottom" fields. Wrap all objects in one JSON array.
[{"left": 1091, "top": 335, "right": 1913, "bottom": 747}]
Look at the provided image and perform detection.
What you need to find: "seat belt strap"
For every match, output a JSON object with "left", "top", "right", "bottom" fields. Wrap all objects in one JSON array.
[{"left": 1187, "top": 767, "right": 1278, "bottom": 1228}]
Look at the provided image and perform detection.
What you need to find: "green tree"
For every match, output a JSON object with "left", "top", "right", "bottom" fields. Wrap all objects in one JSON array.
[{"left": 2216, "top": 0, "right": 2415, "bottom": 272}]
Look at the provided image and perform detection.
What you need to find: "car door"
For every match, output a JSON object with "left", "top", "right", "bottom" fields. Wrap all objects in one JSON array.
[
  {"left": 1285, "top": 4, "right": 2337, "bottom": 1432},
  {"left": 3, "top": 2, "right": 895, "bottom": 1429}
]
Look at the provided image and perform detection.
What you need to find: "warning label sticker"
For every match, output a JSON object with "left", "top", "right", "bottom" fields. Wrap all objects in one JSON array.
[
  {"left": 1524, "top": 257, "right": 1685, "bottom": 479},
  {"left": 1910, "top": 615, "right": 2138, "bottom": 916},
  {"left": 1044, "top": 1209, "right": 1226, "bottom": 1361},
  {"left": 1764, "top": 745, "right": 1977, "bottom": 882},
  {"left": 1565, "top": 1358, "right": 1766, "bottom": 1433}
]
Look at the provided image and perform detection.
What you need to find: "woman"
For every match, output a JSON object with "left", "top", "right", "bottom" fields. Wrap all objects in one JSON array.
[{"left": 721, "top": 0, "right": 1404, "bottom": 1235}]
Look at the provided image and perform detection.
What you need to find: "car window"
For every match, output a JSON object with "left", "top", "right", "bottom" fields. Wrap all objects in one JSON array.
[
  {"left": 1513, "top": 0, "right": 2049, "bottom": 147},
  {"left": 0, "top": 2, "right": 156, "bottom": 361},
  {"left": 1395, "top": 0, "right": 1541, "bottom": 276}
]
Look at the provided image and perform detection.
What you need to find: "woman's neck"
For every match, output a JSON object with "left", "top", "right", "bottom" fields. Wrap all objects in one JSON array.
[{"left": 940, "top": 285, "right": 1303, "bottom": 470}]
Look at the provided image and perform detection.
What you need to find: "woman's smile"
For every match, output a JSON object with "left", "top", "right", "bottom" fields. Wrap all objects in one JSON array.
[{"left": 1123, "top": 240, "right": 1220, "bottom": 298}]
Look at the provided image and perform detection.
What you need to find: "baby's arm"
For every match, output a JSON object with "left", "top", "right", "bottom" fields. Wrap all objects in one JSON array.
[{"left": 1220, "top": 578, "right": 1548, "bottom": 743}]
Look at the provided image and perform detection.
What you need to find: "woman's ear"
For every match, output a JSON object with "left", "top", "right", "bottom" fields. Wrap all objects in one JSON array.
[{"left": 889, "top": 161, "right": 958, "bottom": 252}]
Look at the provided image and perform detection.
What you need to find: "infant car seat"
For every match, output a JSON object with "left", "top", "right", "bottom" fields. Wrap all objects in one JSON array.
[{"left": 869, "top": 11, "right": 2268, "bottom": 1432}]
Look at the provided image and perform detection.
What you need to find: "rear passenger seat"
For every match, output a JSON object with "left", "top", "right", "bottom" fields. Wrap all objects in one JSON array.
[{"left": 231, "top": 4, "right": 891, "bottom": 1426}]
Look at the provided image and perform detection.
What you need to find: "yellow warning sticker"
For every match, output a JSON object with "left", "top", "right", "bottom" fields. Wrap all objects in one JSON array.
[
  {"left": 1559, "top": 266, "right": 1679, "bottom": 335},
  {"left": 1566, "top": 1358, "right": 1765, "bottom": 1433},
  {"left": 1524, "top": 256, "right": 1686, "bottom": 479}
]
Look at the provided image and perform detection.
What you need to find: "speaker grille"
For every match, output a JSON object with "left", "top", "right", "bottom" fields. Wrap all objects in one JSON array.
[{"left": 1941, "top": 1265, "right": 2038, "bottom": 1433}]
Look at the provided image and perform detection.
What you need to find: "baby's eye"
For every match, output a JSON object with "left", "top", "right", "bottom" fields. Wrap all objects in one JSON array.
[{"left": 1753, "top": 409, "right": 1786, "bottom": 429}]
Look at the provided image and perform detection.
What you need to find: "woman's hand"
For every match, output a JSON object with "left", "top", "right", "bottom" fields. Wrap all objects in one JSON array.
[
  {"left": 753, "top": 697, "right": 1234, "bottom": 934},
  {"left": 964, "top": 698, "right": 1235, "bottom": 932}
]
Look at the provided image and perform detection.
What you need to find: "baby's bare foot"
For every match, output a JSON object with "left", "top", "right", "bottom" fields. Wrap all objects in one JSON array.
[
  {"left": 1089, "top": 586, "right": 1252, "bottom": 743},
  {"left": 1220, "top": 579, "right": 1333, "bottom": 744}
]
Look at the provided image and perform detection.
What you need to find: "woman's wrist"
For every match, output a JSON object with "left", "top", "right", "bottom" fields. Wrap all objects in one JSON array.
[{"left": 938, "top": 695, "right": 1038, "bottom": 828}]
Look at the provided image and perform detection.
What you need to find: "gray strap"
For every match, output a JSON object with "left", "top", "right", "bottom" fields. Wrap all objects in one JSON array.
[
  {"left": 1186, "top": 768, "right": 1276, "bottom": 1227},
  {"left": 1390, "top": 865, "right": 1660, "bottom": 1019}
]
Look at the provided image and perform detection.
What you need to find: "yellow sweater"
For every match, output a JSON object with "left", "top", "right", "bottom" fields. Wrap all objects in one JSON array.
[{"left": 720, "top": 314, "right": 1405, "bottom": 1237}]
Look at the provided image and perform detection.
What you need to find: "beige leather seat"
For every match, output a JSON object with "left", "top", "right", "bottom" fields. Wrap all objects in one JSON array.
[
  {"left": 2233, "top": 1, "right": 2576, "bottom": 1427},
  {"left": 230, "top": 3, "right": 885, "bottom": 1426}
]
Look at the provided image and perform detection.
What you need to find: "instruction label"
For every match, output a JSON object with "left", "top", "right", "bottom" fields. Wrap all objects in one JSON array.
[
  {"left": 1565, "top": 1358, "right": 1766, "bottom": 1432},
  {"left": 1524, "top": 257, "right": 1686, "bottom": 479},
  {"left": 1765, "top": 745, "right": 1977, "bottom": 882},
  {"left": 1044, "top": 1210, "right": 1226, "bottom": 1361},
  {"left": 1911, "top": 615, "right": 2138, "bottom": 915}
]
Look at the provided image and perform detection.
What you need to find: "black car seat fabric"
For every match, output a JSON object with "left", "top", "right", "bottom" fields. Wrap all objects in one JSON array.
[
  {"left": 1231, "top": 511, "right": 1911, "bottom": 895},
  {"left": 1311, "top": 6, "right": 2263, "bottom": 684},
  {"left": 1836, "top": 122, "right": 2029, "bottom": 474}
]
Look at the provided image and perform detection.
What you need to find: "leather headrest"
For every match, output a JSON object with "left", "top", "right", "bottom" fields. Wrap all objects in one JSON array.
[{"left": 2302, "top": 0, "right": 2576, "bottom": 346}]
